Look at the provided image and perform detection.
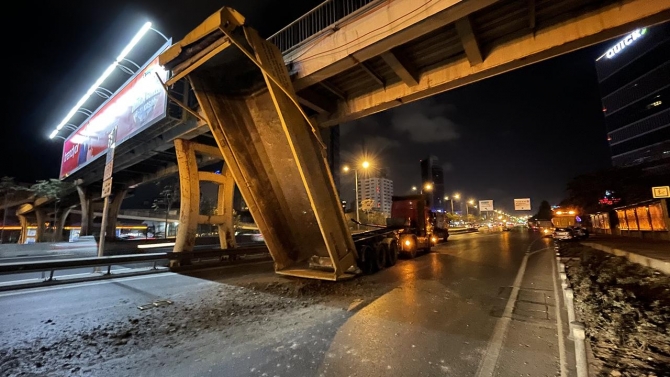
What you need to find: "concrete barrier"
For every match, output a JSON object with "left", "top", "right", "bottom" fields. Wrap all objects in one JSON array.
[{"left": 582, "top": 242, "right": 670, "bottom": 275}]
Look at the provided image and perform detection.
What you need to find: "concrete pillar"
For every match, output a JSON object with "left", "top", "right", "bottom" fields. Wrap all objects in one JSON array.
[
  {"left": 217, "top": 166, "right": 236, "bottom": 249},
  {"left": 35, "top": 208, "right": 46, "bottom": 243},
  {"left": 320, "top": 125, "right": 341, "bottom": 195},
  {"left": 17, "top": 214, "right": 28, "bottom": 244},
  {"left": 174, "top": 139, "right": 200, "bottom": 253},
  {"left": 76, "top": 185, "right": 94, "bottom": 236},
  {"left": 55, "top": 208, "right": 72, "bottom": 242},
  {"left": 105, "top": 189, "right": 127, "bottom": 241}
]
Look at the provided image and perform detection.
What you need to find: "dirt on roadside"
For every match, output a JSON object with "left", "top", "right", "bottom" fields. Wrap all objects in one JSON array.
[{"left": 558, "top": 242, "right": 670, "bottom": 377}]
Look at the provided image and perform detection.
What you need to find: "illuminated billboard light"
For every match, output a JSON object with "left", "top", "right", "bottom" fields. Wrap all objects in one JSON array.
[
  {"left": 597, "top": 28, "right": 647, "bottom": 61},
  {"left": 49, "top": 21, "right": 153, "bottom": 139}
]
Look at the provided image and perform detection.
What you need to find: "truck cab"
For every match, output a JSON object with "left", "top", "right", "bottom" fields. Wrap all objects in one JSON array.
[{"left": 388, "top": 195, "right": 437, "bottom": 258}]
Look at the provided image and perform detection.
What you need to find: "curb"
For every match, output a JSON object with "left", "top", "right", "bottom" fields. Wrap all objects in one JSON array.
[
  {"left": 554, "top": 248, "right": 589, "bottom": 377},
  {"left": 582, "top": 242, "right": 670, "bottom": 275}
]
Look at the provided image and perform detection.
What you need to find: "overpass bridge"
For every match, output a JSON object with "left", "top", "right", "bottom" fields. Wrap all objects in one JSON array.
[{"left": 33, "top": 0, "right": 669, "bottom": 279}]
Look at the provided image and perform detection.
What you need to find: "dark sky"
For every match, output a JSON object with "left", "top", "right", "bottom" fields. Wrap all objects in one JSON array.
[{"left": 2, "top": 0, "right": 616, "bottom": 214}]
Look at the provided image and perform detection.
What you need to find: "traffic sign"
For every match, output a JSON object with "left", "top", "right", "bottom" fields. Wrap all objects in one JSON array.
[
  {"left": 479, "top": 200, "right": 494, "bottom": 211},
  {"left": 103, "top": 160, "right": 114, "bottom": 181},
  {"left": 101, "top": 178, "right": 113, "bottom": 198},
  {"left": 514, "top": 198, "right": 532, "bottom": 211},
  {"left": 652, "top": 186, "right": 670, "bottom": 198}
]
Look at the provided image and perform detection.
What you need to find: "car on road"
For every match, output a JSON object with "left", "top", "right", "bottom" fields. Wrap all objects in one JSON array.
[{"left": 553, "top": 226, "right": 589, "bottom": 241}]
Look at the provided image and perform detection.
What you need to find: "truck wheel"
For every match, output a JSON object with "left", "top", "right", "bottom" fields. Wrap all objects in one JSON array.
[
  {"left": 357, "top": 245, "right": 377, "bottom": 275},
  {"left": 408, "top": 237, "right": 418, "bottom": 259},
  {"left": 375, "top": 243, "right": 387, "bottom": 271},
  {"left": 386, "top": 241, "right": 398, "bottom": 267}
]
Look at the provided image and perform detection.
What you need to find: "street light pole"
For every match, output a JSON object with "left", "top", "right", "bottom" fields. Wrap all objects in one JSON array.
[{"left": 354, "top": 168, "right": 360, "bottom": 230}]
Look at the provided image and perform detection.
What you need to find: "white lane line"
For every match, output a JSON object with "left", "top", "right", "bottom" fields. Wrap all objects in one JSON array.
[
  {"left": 0, "top": 273, "right": 175, "bottom": 298},
  {"left": 475, "top": 248, "right": 530, "bottom": 377},
  {"left": 551, "top": 249, "right": 569, "bottom": 377}
]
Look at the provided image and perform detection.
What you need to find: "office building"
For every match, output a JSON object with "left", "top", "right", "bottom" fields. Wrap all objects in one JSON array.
[
  {"left": 420, "top": 155, "right": 446, "bottom": 211},
  {"left": 357, "top": 169, "right": 393, "bottom": 215},
  {"left": 596, "top": 23, "right": 670, "bottom": 171}
]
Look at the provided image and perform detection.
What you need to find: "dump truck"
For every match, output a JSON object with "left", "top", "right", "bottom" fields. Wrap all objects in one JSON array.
[
  {"left": 158, "top": 8, "right": 435, "bottom": 281},
  {"left": 551, "top": 208, "right": 588, "bottom": 240}
]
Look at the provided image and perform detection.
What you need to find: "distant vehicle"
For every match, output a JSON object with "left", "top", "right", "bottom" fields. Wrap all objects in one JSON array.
[
  {"left": 551, "top": 208, "right": 588, "bottom": 241},
  {"left": 534, "top": 220, "right": 554, "bottom": 237}
]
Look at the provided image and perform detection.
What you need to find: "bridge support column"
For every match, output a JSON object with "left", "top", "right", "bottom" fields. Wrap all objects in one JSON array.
[
  {"left": 35, "top": 208, "right": 46, "bottom": 243},
  {"left": 173, "top": 139, "right": 236, "bottom": 257},
  {"left": 105, "top": 189, "right": 127, "bottom": 241},
  {"left": 76, "top": 185, "right": 94, "bottom": 236},
  {"left": 320, "top": 125, "right": 341, "bottom": 195},
  {"left": 55, "top": 208, "right": 72, "bottom": 242},
  {"left": 17, "top": 214, "right": 28, "bottom": 244}
]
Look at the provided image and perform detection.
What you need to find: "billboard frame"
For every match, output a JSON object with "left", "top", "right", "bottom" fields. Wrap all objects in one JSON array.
[{"left": 59, "top": 39, "right": 172, "bottom": 180}]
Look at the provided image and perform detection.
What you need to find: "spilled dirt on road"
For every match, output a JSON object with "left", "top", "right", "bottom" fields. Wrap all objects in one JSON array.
[{"left": 559, "top": 243, "right": 670, "bottom": 377}]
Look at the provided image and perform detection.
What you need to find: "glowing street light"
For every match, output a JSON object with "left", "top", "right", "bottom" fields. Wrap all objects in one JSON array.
[
  {"left": 49, "top": 21, "right": 154, "bottom": 140},
  {"left": 342, "top": 159, "right": 376, "bottom": 229},
  {"left": 424, "top": 183, "right": 433, "bottom": 191},
  {"left": 411, "top": 186, "right": 417, "bottom": 191}
]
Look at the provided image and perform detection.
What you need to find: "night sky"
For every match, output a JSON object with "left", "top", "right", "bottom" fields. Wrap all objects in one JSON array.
[{"left": 2, "top": 0, "right": 618, "bottom": 215}]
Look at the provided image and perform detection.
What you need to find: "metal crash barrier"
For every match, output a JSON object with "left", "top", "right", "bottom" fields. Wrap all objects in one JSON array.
[{"left": 0, "top": 246, "right": 270, "bottom": 290}]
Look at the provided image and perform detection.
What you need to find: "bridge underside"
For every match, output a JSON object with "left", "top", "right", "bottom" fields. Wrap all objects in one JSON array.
[{"left": 283, "top": 0, "right": 670, "bottom": 126}]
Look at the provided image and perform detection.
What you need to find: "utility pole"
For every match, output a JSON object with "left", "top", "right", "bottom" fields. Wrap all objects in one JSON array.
[{"left": 354, "top": 169, "right": 359, "bottom": 230}]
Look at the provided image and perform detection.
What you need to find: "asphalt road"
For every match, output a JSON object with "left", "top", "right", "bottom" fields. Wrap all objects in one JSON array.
[{"left": 0, "top": 230, "right": 575, "bottom": 376}]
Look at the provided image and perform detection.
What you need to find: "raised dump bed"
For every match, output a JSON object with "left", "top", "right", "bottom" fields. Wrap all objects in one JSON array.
[{"left": 159, "top": 8, "right": 358, "bottom": 280}]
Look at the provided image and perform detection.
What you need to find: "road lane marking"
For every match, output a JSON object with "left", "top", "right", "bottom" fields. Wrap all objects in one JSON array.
[
  {"left": 475, "top": 251, "right": 529, "bottom": 377},
  {"left": 551, "top": 249, "right": 568, "bottom": 377}
]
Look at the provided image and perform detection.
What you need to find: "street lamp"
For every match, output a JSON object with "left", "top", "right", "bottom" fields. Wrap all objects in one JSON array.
[
  {"left": 466, "top": 199, "right": 475, "bottom": 218},
  {"left": 342, "top": 160, "right": 371, "bottom": 229}
]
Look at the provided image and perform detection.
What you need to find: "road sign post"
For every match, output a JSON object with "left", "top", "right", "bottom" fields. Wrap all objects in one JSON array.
[{"left": 97, "top": 127, "right": 118, "bottom": 258}]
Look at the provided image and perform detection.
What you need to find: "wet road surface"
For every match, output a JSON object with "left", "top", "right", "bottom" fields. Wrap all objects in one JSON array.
[{"left": 0, "top": 230, "right": 574, "bottom": 376}]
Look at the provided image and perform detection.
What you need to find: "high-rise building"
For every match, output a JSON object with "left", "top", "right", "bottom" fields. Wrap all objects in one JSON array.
[
  {"left": 595, "top": 23, "right": 670, "bottom": 171},
  {"left": 420, "top": 155, "right": 445, "bottom": 211},
  {"left": 357, "top": 169, "right": 393, "bottom": 215}
]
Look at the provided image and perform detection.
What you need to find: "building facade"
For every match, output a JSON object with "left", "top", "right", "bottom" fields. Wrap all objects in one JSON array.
[
  {"left": 596, "top": 23, "right": 670, "bottom": 171},
  {"left": 420, "top": 155, "right": 446, "bottom": 211},
  {"left": 357, "top": 170, "right": 393, "bottom": 215}
]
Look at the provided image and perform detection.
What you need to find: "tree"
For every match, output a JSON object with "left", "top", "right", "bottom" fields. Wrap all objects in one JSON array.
[
  {"left": 560, "top": 167, "right": 670, "bottom": 214},
  {"left": 535, "top": 200, "right": 553, "bottom": 220},
  {"left": 30, "top": 179, "right": 74, "bottom": 241},
  {"left": 0, "top": 177, "right": 30, "bottom": 243},
  {"left": 152, "top": 182, "right": 179, "bottom": 238}
]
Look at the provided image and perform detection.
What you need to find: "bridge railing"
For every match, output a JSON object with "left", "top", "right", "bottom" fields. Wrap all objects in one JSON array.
[{"left": 268, "top": 0, "right": 384, "bottom": 54}]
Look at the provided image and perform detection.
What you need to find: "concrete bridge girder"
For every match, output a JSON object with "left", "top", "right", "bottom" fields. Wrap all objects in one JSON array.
[{"left": 279, "top": 0, "right": 670, "bottom": 127}]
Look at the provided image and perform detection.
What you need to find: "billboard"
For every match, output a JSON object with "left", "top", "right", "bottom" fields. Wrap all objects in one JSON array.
[
  {"left": 60, "top": 56, "right": 169, "bottom": 179},
  {"left": 479, "top": 200, "right": 494, "bottom": 211},
  {"left": 514, "top": 198, "right": 532, "bottom": 211}
]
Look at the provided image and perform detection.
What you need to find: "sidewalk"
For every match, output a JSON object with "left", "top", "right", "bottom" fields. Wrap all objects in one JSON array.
[{"left": 582, "top": 235, "right": 670, "bottom": 275}]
